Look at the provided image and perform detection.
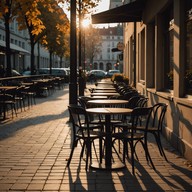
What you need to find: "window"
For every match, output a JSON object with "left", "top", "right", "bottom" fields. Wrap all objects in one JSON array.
[
  {"left": 93, "top": 63, "right": 97, "bottom": 69},
  {"left": 163, "top": 8, "right": 174, "bottom": 90},
  {"left": 139, "top": 29, "right": 145, "bottom": 82},
  {"left": 186, "top": 7, "right": 192, "bottom": 94},
  {"left": 99, "top": 62, "right": 103, "bottom": 70}
]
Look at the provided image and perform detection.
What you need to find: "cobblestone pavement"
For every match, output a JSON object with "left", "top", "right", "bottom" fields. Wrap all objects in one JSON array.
[{"left": 0, "top": 84, "right": 191, "bottom": 192}]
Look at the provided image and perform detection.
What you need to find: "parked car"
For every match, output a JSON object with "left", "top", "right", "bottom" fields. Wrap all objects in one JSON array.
[
  {"left": 39, "top": 68, "right": 70, "bottom": 83},
  {"left": 87, "top": 70, "right": 106, "bottom": 81},
  {"left": 22, "top": 68, "right": 69, "bottom": 82},
  {"left": 105, "top": 69, "right": 121, "bottom": 78},
  {"left": 22, "top": 70, "right": 32, "bottom": 76}
]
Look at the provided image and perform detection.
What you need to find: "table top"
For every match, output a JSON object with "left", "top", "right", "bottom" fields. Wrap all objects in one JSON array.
[
  {"left": 86, "top": 107, "right": 132, "bottom": 115},
  {"left": 93, "top": 87, "right": 116, "bottom": 90},
  {"left": 97, "top": 82, "right": 113, "bottom": 84},
  {"left": 32, "top": 79, "right": 50, "bottom": 83},
  {"left": 93, "top": 90, "right": 117, "bottom": 93},
  {"left": 21, "top": 82, "right": 34, "bottom": 86},
  {"left": 88, "top": 99, "right": 128, "bottom": 105},
  {"left": 86, "top": 96, "right": 108, "bottom": 99},
  {"left": 0, "top": 86, "right": 18, "bottom": 90},
  {"left": 91, "top": 92, "right": 120, "bottom": 97}
]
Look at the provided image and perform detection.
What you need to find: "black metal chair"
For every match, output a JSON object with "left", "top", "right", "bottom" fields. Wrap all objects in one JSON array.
[
  {"left": 0, "top": 93, "right": 17, "bottom": 119},
  {"left": 67, "top": 105, "right": 105, "bottom": 171},
  {"left": 137, "top": 103, "right": 168, "bottom": 161},
  {"left": 113, "top": 107, "right": 155, "bottom": 175}
]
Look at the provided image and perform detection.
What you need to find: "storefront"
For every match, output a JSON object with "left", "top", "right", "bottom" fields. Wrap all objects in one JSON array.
[{"left": 92, "top": 0, "right": 192, "bottom": 161}]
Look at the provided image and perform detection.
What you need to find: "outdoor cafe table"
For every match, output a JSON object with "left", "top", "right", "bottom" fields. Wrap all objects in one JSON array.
[
  {"left": 91, "top": 92, "right": 120, "bottom": 97},
  {"left": 93, "top": 90, "right": 117, "bottom": 93},
  {"left": 0, "top": 86, "right": 18, "bottom": 120},
  {"left": 86, "top": 96, "right": 108, "bottom": 99},
  {"left": 86, "top": 107, "right": 132, "bottom": 170},
  {"left": 93, "top": 87, "right": 116, "bottom": 90},
  {"left": 96, "top": 83, "right": 114, "bottom": 87},
  {"left": 87, "top": 99, "right": 128, "bottom": 107},
  {"left": 97, "top": 81, "right": 113, "bottom": 85}
]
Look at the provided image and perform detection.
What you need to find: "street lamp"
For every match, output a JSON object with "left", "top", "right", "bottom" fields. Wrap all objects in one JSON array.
[
  {"left": 78, "top": 0, "right": 84, "bottom": 96},
  {"left": 69, "top": 0, "right": 78, "bottom": 105}
]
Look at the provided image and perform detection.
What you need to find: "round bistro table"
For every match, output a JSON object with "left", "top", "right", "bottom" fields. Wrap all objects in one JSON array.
[{"left": 86, "top": 107, "right": 132, "bottom": 170}]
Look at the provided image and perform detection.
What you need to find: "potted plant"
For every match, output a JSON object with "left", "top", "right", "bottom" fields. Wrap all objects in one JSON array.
[
  {"left": 185, "top": 69, "right": 192, "bottom": 93},
  {"left": 167, "top": 70, "right": 173, "bottom": 89}
]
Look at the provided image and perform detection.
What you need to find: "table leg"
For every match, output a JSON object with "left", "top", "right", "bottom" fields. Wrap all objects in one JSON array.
[
  {"left": 105, "top": 114, "right": 112, "bottom": 168},
  {"left": 90, "top": 114, "right": 125, "bottom": 170}
]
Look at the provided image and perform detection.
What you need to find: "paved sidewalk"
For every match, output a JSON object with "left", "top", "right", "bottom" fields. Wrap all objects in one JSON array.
[{"left": 0, "top": 85, "right": 191, "bottom": 192}]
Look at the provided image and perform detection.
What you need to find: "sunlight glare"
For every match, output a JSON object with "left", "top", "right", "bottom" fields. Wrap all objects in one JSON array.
[{"left": 82, "top": 18, "right": 90, "bottom": 28}]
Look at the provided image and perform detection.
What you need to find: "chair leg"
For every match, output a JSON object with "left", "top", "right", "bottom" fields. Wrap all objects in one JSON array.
[
  {"left": 143, "top": 137, "right": 155, "bottom": 170},
  {"left": 99, "top": 138, "right": 103, "bottom": 163},
  {"left": 154, "top": 133, "right": 168, "bottom": 161},
  {"left": 85, "top": 141, "right": 91, "bottom": 171},
  {"left": 129, "top": 140, "right": 135, "bottom": 175},
  {"left": 67, "top": 140, "right": 78, "bottom": 167}
]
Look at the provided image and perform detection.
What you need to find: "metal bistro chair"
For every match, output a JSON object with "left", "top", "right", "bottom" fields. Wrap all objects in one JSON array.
[
  {"left": 67, "top": 105, "right": 105, "bottom": 171},
  {"left": 113, "top": 107, "right": 155, "bottom": 175},
  {"left": 0, "top": 93, "right": 17, "bottom": 119},
  {"left": 78, "top": 96, "right": 107, "bottom": 126},
  {"left": 137, "top": 103, "right": 168, "bottom": 161}
]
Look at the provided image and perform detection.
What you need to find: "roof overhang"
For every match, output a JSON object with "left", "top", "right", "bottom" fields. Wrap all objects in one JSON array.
[
  {"left": 0, "top": 40, "right": 30, "bottom": 55},
  {"left": 92, "top": 0, "right": 145, "bottom": 24}
]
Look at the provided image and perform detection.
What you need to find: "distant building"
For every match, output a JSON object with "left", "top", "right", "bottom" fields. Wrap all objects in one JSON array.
[
  {"left": 122, "top": 0, "right": 192, "bottom": 161},
  {"left": 91, "top": 0, "right": 124, "bottom": 72},
  {"left": 0, "top": 17, "right": 68, "bottom": 74},
  {"left": 109, "top": 0, "right": 123, "bottom": 9},
  {"left": 91, "top": 25, "right": 123, "bottom": 72}
]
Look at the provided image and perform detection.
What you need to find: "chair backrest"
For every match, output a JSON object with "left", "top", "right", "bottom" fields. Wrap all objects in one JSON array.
[
  {"left": 126, "top": 96, "right": 142, "bottom": 109},
  {"left": 78, "top": 96, "right": 92, "bottom": 109},
  {"left": 151, "top": 103, "right": 168, "bottom": 131},
  {"left": 0, "top": 93, "right": 14, "bottom": 101},
  {"left": 136, "top": 97, "right": 149, "bottom": 108},
  {"left": 130, "top": 107, "right": 153, "bottom": 131},
  {"left": 68, "top": 105, "right": 90, "bottom": 137}
]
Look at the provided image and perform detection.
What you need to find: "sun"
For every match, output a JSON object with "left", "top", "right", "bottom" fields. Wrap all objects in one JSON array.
[{"left": 82, "top": 18, "right": 90, "bottom": 28}]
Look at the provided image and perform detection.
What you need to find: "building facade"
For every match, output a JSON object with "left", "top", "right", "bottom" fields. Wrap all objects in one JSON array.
[
  {"left": 91, "top": 25, "right": 123, "bottom": 72},
  {"left": 0, "top": 18, "right": 68, "bottom": 74},
  {"left": 109, "top": 0, "right": 123, "bottom": 9},
  {"left": 123, "top": 0, "right": 192, "bottom": 160}
]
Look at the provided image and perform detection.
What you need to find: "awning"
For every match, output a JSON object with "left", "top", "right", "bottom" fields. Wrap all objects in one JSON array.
[
  {"left": 92, "top": 0, "right": 145, "bottom": 24},
  {"left": 0, "top": 40, "right": 30, "bottom": 55}
]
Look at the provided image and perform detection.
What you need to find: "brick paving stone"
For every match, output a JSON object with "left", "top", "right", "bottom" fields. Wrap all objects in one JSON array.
[{"left": 0, "top": 84, "right": 191, "bottom": 192}]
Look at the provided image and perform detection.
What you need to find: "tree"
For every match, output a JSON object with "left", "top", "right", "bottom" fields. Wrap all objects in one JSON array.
[
  {"left": 0, "top": 0, "right": 55, "bottom": 75},
  {"left": 0, "top": 0, "right": 18, "bottom": 76},
  {"left": 39, "top": 1, "right": 69, "bottom": 72},
  {"left": 84, "top": 26, "right": 101, "bottom": 70},
  {"left": 16, "top": 0, "right": 62, "bottom": 74}
]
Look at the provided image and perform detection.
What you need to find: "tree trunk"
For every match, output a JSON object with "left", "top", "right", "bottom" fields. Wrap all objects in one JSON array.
[
  {"left": 30, "top": 42, "right": 35, "bottom": 75},
  {"left": 4, "top": 14, "right": 11, "bottom": 77},
  {"left": 49, "top": 51, "right": 52, "bottom": 74},
  {"left": 60, "top": 56, "right": 62, "bottom": 68}
]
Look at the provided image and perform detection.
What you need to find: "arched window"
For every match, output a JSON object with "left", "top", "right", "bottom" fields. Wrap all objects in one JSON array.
[{"left": 99, "top": 62, "right": 103, "bottom": 70}]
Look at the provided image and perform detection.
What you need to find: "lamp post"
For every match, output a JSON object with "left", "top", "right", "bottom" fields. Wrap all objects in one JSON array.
[
  {"left": 78, "top": 0, "right": 84, "bottom": 96},
  {"left": 69, "top": 0, "right": 78, "bottom": 105}
]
